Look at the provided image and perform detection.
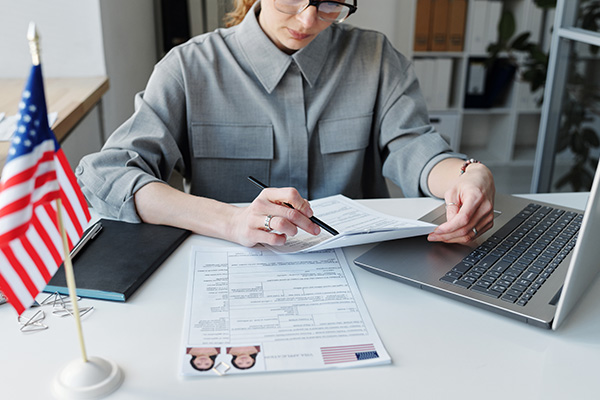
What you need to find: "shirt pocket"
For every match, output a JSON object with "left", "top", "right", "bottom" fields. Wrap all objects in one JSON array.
[
  {"left": 318, "top": 114, "right": 372, "bottom": 155},
  {"left": 315, "top": 114, "right": 373, "bottom": 198},
  {"left": 190, "top": 123, "right": 274, "bottom": 203}
]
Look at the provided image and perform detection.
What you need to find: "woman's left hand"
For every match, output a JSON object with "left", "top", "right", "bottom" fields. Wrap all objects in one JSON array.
[{"left": 427, "top": 161, "right": 495, "bottom": 243}]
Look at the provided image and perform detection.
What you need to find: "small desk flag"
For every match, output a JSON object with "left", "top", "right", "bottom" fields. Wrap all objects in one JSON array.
[{"left": 0, "top": 64, "right": 91, "bottom": 315}]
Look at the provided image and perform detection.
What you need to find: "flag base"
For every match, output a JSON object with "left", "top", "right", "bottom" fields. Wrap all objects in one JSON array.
[{"left": 52, "top": 356, "right": 123, "bottom": 399}]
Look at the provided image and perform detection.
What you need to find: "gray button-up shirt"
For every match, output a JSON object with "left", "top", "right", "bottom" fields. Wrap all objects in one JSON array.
[{"left": 76, "top": 3, "right": 462, "bottom": 222}]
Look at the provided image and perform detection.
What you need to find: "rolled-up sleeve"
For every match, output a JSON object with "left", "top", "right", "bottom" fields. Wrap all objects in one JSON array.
[
  {"left": 76, "top": 62, "right": 189, "bottom": 222},
  {"left": 377, "top": 42, "right": 464, "bottom": 198}
]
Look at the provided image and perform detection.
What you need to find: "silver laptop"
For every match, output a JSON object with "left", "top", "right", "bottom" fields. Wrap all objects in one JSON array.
[{"left": 354, "top": 162, "right": 600, "bottom": 330}]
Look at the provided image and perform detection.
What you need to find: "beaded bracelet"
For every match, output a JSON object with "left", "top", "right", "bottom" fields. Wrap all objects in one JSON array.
[{"left": 460, "top": 158, "right": 481, "bottom": 175}]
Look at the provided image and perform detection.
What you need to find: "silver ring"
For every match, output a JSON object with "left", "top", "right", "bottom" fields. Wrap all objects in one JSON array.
[
  {"left": 445, "top": 202, "right": 459, "bottom": 207},
  {"left": 472, "top": 227, "right": 478, "bottom": 236},
  {"left": 264, "top": 215, "right": 274, "bottom": 232}
]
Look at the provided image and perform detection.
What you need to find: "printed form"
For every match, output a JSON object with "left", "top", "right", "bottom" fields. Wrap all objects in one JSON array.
[
  {"left": 180, "top": 247, "right": 391, "bottom": 377},
  {"left": 267, "top": 194, "right": 436, "bottom": 253}
]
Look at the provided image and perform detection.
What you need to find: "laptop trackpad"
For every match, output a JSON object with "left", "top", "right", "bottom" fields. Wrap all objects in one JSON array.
[{"left": 354, "top": 236, "right": 473, "bottom": 286}]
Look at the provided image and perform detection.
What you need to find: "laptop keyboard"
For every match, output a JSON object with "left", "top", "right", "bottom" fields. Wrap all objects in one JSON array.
[{"left": 440, "top": 203, "right": 582, "bottom": 306}]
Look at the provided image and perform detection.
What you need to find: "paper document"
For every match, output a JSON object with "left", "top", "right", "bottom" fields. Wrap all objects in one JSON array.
[
  {"left": 269, "top": 194, "right": 436, "bottom": 253},
  {"left": 180, "top": 246, "right": 391, "bottom": 377}
]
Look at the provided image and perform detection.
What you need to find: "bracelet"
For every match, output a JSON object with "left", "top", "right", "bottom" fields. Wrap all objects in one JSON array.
[{"left": 460, "top": 158, "right": 481, "bottom": 175}]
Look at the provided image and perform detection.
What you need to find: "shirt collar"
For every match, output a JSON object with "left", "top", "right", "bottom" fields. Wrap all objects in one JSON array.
[{"left": 235, "top": 1, "right": 331, "bottom": 93}]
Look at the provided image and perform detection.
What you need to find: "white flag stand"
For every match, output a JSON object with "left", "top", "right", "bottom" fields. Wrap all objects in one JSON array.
[{"left": 27, "top": 23, "right": 123, "bottom": 399}]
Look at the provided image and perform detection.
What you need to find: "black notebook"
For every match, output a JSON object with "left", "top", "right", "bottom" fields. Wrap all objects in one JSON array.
[{"left": 44, "top": 219, "right": 191, "bottom": 301}]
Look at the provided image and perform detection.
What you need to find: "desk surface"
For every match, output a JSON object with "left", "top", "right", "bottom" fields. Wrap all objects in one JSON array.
[
  {"left": 1, "top": 193, "right": 598, "bottom": 400},
  {"left": 0, "top": 76, "right": 109, "bottom": 169}
]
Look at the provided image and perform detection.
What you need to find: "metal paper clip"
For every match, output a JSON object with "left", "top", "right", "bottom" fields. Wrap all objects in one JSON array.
[
  {"left": 18, "top": 310, "right": 47, "bottom": 332},
  {"left": 40, "top": 292, "right": 80, "bottom": 307},
  {"left": 52, "top": 305, "right": 94, "bottom": 318}
]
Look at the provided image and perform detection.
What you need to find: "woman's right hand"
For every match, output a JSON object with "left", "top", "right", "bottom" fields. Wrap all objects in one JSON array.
[{"left": 228, "top": 187, "right": 321, "bottom": 247}]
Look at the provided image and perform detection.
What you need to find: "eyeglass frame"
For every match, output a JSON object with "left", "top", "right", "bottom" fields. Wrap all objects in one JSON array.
[{"left": 273, "top": 0, "right": 358, "bottom": 23}]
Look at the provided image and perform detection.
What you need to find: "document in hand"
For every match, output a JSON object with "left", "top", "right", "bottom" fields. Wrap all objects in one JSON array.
[
  {"left": 267, "top": 194, "right": 437, "bottom": 254},
  {"left": 180, "top": 246, "right": 390, "bottom": 377}
]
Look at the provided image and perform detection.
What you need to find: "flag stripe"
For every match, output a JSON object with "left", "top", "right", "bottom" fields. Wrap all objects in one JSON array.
[
  {"left": 1, "top": 246, "right": 38, "bottom": 297},
  {"left": 26, "top": 227, "right": 58, "bottom": 277},
  {"left": 20, "top": 235, "right": 51, "bottom": 282},
  {"left": 31, "top": 213, "right": 62, "bottom": 266},
  {"left": 10, "top": 238, "right": 47, "bottom": 289},
  {"left": 56, "top": 149, "right": 90, "bottom": 221},
  {"left": 0, "top": 140, "right": 55, "bottom": 186},
  {"left": 40, "top": 204, "right": 69, "bottom": 256},
  {"left": 0, "top": 268, "right": 25, "bottom": 315},
  {"left": 321, "top": 344, "right": 377, "bottom": 365}
]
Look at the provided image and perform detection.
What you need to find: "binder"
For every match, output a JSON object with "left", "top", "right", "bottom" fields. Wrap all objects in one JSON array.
[
  {"left": 447, "top": 0, "right": 467, "bottom": 52},
  {"left": 464, "top": 58, "right": 487, "bottom": 108},
  {"left": 429, "top": 0, "right": 449, "bottom": 51},
  {"left": 414, "top": 0, "right": 433, "bottom": 51},
  {"left": 45, "top": 219, "right": 191, "bottom": 301}
]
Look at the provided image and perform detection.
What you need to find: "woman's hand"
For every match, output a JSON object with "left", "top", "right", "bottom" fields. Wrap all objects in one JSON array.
[
  {"left": 228, "top": 187, "right": 321, "bottom": 247},
  {"left": 427, "top": 160, "right": 495, "bottom": 244},
  {"left": 134, "top": 182, "right": 320, "bottom": 248}
]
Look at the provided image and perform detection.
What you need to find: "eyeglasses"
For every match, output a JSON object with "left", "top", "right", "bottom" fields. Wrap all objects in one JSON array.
[{"left": 274, "top": 0, "right": 358, "bottom": 23}]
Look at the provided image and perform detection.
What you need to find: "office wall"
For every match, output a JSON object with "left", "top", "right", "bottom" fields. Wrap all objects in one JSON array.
[
  {"left": 348, "top": 0, "right": 416, "bottom": 57},
  {"left": 98, "top": 0, "right": 157, "bottom": 138},
  {"left": 0, "top": 0, "right": 106, "bottom": 77}
]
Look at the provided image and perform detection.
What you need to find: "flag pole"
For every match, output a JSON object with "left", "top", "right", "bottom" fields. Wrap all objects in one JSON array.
[
  {"left": 27, "top": 22, "right": 88, "bottom": 364},
  {"left": 56, "top": 199, "right": 89, "bottom": 362}
]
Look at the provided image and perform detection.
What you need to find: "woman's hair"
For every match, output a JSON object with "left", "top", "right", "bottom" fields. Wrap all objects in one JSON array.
[
  {"left": 224, "top": 0, "right": 257, "bottom": 27},
  {"left": 189, "top": 354, "right": 217, "bottom": 371}
]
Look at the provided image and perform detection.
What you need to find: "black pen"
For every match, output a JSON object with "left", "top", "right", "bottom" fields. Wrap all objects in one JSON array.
[
  {"left": 247, "top": 176, "right": 339, "bottom": 236},
  {"left": 70, "top": 221, "right": 103, "bottom": 259}
]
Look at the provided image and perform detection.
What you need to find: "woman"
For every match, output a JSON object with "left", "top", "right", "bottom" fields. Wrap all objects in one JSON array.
[{"left": 76, "top": 0, "right": 495, "bottom": 247}]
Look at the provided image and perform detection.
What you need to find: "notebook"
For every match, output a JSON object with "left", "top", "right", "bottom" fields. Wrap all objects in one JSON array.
[
  {"left": 354, "top": 162, "right": 600, "bottom": 330},
  {"left": 44, "top": 219, "right": 191, "bottom": 301}
]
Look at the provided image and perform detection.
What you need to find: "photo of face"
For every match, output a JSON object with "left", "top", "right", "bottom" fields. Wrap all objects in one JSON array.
[
  {"left": 186, "top": 347, "right": 220, "bottom": 371},
  {"left": 226, "top": 345, "right": 261, "bottom": 370}
]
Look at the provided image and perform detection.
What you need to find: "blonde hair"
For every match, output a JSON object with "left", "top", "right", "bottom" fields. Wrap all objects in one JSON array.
[{"left": 224, "top": 0, "right": 257, "bottom": 27}]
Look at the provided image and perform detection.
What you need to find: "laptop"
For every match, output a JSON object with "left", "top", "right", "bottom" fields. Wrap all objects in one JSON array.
[{"left": 354, "top": 162, "right": 600, "bottom": 330}]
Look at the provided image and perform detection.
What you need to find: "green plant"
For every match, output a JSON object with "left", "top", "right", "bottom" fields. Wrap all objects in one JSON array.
[
  {"left": 486, "top": 1, "right": 555, "bottom": 105},
  {"left": 555, "top": 96, "right": 600, "bottom": 191},
  {"left": 486, "top": 0, "right": 600, "bottom": 192}
]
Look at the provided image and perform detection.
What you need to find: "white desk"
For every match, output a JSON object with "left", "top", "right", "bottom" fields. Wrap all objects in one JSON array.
[{"left": 1, "top": 193, "right": 598, "bottom": 400}]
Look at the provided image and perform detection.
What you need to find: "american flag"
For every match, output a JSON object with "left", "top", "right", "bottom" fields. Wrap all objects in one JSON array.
[
  {"left": 321, "top": 343, "right": 379, "bottom": 365},
  {"left": 0, "top": 64, "right": 90, "bottom": 315}
]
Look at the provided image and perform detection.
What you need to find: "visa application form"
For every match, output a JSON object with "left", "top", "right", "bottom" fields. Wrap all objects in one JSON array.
[{"left": 180, "top": 246, "right": 391, "bottom": 377}]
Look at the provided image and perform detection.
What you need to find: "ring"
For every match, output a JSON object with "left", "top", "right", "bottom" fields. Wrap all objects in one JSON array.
[
  {"left": 472, "top": 227, "right": 478, "bottom": 236},
  {"left": 264, "top": 215, "right": 274, "bottom": 232},
  {"left": 445, "top": 202, "right": 459, "bottom": 207}
]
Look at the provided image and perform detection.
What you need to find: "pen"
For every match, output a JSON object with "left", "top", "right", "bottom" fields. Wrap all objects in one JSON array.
[
  {"left": 247, "top": 176, "right": 339, "bottom": 236},
  {"left": 70, "top": 221, "right": 103, "bottom": 259}
]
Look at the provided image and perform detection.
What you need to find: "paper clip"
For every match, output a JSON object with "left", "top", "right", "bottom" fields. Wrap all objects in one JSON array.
[
  {"left": 212, "top": 362, "right": 231, "bottom": 376},
  {"left": 18, "top": 309, "right": 48, "bottom": 332},
  {"left": 40, "top": 292, "right": 82, "bottom": 307},
  {"left": 52, "top": 305, "right": 94, "bottom": 318}
]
